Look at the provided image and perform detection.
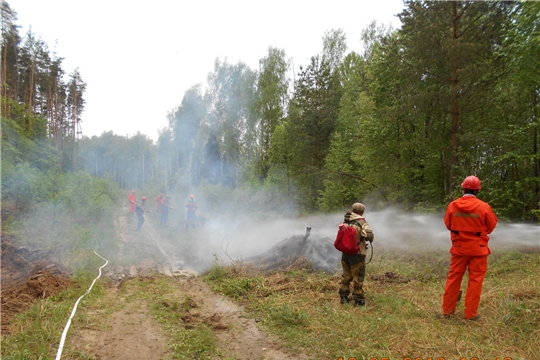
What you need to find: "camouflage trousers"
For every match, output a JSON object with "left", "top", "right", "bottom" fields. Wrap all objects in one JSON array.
[{"left": 339, "top": 253, "right": 366, "bottom": 301}]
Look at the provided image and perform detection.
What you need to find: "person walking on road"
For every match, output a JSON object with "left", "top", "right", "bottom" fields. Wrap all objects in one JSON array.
[
  {"left": 160, "top": 195, "right": 174, "bottom": 225},
  {"left": 338, "top": 202, "right": 374, "bottom": 307},
  {"left": 135, "top": 200, "right": 147, "bottom": 230},
  {"left": 442, "top": 175, "right": 498, "bottom": 320},
  {"left": 156, "top": 194, "right": 164, "bottom": 214},
  {"left": 185, "top": 194, "right": 198, "bottom": 229},
  {"left": 128, "top": 190, "right": 137, "bottom": 213}
]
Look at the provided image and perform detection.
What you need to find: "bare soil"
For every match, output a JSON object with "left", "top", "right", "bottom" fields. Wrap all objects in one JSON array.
[
  {"left": 1, "top": 209, "right": 307, "bottom": 360},
  {"left": 1, "top": 236, "right": 73, "bottom": 334}
]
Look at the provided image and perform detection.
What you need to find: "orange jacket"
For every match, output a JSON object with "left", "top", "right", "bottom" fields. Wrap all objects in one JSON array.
[{"left": 444, "top": 195, "right": 498, "bottom": 256}]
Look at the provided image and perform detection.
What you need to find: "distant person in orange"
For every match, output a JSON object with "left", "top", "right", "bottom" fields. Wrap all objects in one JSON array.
[
  {"left": 128, "top": 190, "right": 137, "bottom": 213},
  {"left": 156, "top": 194, "right": 164, "bottom": 214},
  {"left": 185, "top": 194, "right": 197, "bottom": 229},
  {"left": 442, "top": 175, "right": 498, "bottom": 320}
]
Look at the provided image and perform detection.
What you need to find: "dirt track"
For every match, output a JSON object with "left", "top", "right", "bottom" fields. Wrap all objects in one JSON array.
[{"left": 75, "top": 211, "right": 306, "bottom": 359}]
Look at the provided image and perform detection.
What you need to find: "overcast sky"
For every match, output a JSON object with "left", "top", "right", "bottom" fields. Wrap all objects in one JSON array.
[{"left": 9, "top": 0, "right": 404, "bottom": 141}]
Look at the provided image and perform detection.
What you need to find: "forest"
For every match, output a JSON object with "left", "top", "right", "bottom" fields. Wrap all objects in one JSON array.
[{"left": 2, "top": 0, "right": 539, "bottom": 221}]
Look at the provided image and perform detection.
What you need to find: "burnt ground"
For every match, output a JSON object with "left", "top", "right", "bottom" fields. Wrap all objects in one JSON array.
[
  {"left": 1, "top": 236, "right": 73, "bottom": 334},
  {"left": 1, "top": 209, "right": 310, "bottom": 360}
]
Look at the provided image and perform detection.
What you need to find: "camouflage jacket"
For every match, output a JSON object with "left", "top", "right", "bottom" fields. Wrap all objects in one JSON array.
[{"left": 344, "top": 211, "right": 374, "bottom": 255}]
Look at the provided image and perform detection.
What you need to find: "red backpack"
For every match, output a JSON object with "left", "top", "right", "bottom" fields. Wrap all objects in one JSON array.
[{"left": 334, "top": 222, "right": 360, "bottom": 254}]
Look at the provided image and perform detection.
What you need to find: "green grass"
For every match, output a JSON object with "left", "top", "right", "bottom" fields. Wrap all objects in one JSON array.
[
  {"left": 203, "top": 250, "right": 540, "bottom": 360},
  {"left": 0, "top": 270, "right": 106, "bottom": 360},
  {"left": 2, "top": 247, "right": 538, "bottom": 360}
]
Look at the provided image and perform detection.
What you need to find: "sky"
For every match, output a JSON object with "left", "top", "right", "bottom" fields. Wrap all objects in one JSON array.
[{"left": 9, "top": 0, "right": 405, "bottom": 141}]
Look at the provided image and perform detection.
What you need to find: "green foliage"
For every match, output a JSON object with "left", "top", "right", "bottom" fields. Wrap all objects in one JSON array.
[
  {"left": 6, "top": 0, "right": 538, "bottom": 220},
  {"left": 55, "top": 171, "right": 117, "bottom": 223},
  {"left": 2, "top": 162, "right": 40, "bottom": 211},
  {"left": 319, "top": 53, "right": 373, "bottom": 211},
  {"left": 284, "top": 55, "right": 343, "bottom": 211},
  {"left": 254, "top": 47, "right": 290, "bottom": 180}
]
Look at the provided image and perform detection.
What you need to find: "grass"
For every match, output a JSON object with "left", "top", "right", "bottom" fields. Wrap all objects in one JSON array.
[
  {"left": 204, "top": 249, "right": 540, "bottom": 360},
  {"left": 2, "top": 233, "right": 538, "bottom": 360},
  {"left": 0, "top": 270, "right": 107, "bottom": 360},
  {"left": 1, "top": 274, "right": 224, "bottom": 360},
  {"left": 125, "top": 276, "right": 223, "bottom": 359}
]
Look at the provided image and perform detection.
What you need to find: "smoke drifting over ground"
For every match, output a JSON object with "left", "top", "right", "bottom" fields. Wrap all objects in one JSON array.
[
  {"left": 8, "top": 193, "right": 538, "bottom": 278},
  {"left": 175, "top": 207, "right": 539, "bottom": 273}
]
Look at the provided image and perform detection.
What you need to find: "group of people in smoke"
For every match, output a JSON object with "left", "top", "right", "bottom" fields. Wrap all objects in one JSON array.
[
  {"left": 338, "top": 175, "right": 497, "bottom": 321},
  {"left": 128, "top": 190, "right": 198, "bottom": 231}
]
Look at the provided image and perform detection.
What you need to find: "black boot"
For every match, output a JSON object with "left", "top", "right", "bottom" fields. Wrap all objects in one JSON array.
[
  {"left": 354, "top": 298, "right": 366, "bottom": 307},
  {"left": 340, "top": 295, "right": 350, "bottom": 304}
]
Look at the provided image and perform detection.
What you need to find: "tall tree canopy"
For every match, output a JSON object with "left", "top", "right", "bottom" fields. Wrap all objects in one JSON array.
[{"left": 4, "top": 0, "right": 538, "bottom": 221}]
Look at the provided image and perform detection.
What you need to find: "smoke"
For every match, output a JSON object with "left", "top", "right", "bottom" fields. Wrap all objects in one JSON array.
[
  {"left": 9, "top": 175, "right": 537, "bottom": 277},
  {"left": 169, "top": 206, "right": 539, "bottom": 272}
]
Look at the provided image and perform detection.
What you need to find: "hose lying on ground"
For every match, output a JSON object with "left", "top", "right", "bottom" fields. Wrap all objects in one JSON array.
[{"left": 55, "top": 251, "right": 108, "bottom": 360}]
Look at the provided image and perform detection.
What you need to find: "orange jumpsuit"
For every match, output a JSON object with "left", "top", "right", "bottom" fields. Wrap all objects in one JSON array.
[
  {"left": 156, "top": 195, "right": 163, "bottom": 214},
  {"left": 442, "top": 194, "right": 498, "bottom": 319},
  {"left": 128, "top": 192, "right": 137, "bottom": 213}
]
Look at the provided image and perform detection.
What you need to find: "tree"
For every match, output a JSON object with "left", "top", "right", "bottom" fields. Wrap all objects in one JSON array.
[
  {"left": 322, "top": 28, "right": 347, "bottom": 74},
  {"left": 205, "top": 58, "right": 258, "bottom": 187},
  {"left": 397, "top": 0, "right": 514, "bottom": 195},
  {"left": 285, "top": 54, "right": 342, "bottom": 210},
  {"left": 483, "top": 1, "right": 540, "bottom": 219},
  {"left": 319, "top": 52, "right": 374, "bottom": 210},
  {"left": 66, "top": 68, "right": 86, "bottom": 171},
  {"left": 1, "top": 0, "right": 21, "bottom": 118},
  {"left": 167, "top": 84, "right": 208, "bottom": 187},
  {"left": 254, "top": 47, "right": 289, "bottom": 181}
]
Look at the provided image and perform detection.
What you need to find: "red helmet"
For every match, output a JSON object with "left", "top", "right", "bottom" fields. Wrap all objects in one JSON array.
[
  {"left": 142, "top": 196, "right": 147, "bottom": 201},
  {"left": 461, "top": 175, "right": 482, "bottom": 190},
  {"left": 190, "top": 194, "right": 195, "bottom": 199}
]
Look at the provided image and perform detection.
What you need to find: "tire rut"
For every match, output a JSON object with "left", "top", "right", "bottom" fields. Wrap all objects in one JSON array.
[{"left": 114, "top": 207, "right": 308, "bottom": 359}]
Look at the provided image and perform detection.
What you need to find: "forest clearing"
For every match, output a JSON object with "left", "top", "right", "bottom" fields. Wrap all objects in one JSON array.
[
  {"left": 2, "top": 1, "right": 540, "bottom": 359},
  {"left": 1, "top": 202, "right": 539, "bottom": 359}
]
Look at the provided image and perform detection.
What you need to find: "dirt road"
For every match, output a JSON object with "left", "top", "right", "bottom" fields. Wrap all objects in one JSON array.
[{"left": 67, "top": 210, "right": 307, "bottom": 360}]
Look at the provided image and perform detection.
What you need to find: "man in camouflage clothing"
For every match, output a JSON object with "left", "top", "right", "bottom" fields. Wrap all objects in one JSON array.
[{"left": 339, "top": 202, "right": 374, "bottom": 306}]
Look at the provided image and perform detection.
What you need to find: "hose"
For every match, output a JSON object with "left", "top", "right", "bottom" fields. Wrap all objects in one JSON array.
[
  {"left": 55, "top": 251, "right": 108, "bottom": 360},
  {"left": 365, "top": 242, "right": 374, "bottom": 265}
]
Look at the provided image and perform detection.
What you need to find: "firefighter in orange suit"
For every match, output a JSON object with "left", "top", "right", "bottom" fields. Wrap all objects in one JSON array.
[
  {"left": 156, "top": 194, "right": 164, "bottom": 214},
  {"left": 442, "top": 175, "right": 498, "bottom": 320},
  {"left": 128, "top": 190, "right": 137, "bottom": 213}
]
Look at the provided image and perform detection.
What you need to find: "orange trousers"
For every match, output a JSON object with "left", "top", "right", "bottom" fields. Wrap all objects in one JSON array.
[{"left": 443, "top": 254, "right": 488, "bottom": 319}]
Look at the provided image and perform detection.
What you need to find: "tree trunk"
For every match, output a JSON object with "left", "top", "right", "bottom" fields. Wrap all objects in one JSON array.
[
  {"left": 72, "top": 91, "right": 77, "bottom": 172},
  {"left": 533, "top": 89, "right": 539, "bottom": 208},
  {"left": 28, "top": 56, "right": 36, "bottom": 132},
  {"left": 449, "top": 1, "right": 461, "bottom": 195},
  {"left": 1, "top": 43, "right": 8, "bottom": 117}
]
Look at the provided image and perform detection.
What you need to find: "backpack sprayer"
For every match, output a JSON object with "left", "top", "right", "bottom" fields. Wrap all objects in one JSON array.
[{"left": 335, "top": 221, "right": 375, "bottom": 264}]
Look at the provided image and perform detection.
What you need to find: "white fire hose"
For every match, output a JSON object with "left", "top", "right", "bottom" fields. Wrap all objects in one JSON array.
[{"left": 55, "top": 251, "right": 108, "bottom": 360}]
